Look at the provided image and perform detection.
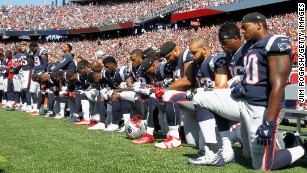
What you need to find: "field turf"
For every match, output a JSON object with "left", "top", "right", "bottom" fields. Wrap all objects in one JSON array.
[{"left": 0, "top": 109, "right": 307, "bottom": 173}]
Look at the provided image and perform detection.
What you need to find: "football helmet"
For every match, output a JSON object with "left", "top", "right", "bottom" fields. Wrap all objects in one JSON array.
[
  {"left": 6, "top": 101, "right": 15, "bottom": 111},
  {"left": 276, "top": 131, "right": 302, "bottom": 149},
  {"left": 125, "top": 115, "right": 146, "bottom": 139}
]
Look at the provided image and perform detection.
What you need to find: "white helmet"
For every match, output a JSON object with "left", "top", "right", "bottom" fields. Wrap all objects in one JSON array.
[{"left": 125, "top": 115, "right": 146, "bottom": 139}]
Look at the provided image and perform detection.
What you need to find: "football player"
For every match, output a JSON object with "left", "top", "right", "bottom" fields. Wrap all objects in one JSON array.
[
  {"left": 131, "top": 55, "right": 173, "bottom": 144},
  {"left": 19, "top": 42, "right": 33, "bottom": 112},
  {"left": 11, "top": 46, "right": 22, "bottom": 110},
  {"left": 102, "top": 56, "right": 133, "bottom": 132},
  {"left": 51, "top": 44, "right": 75, "bottom": 72},
  {"left": 191, "top": 12, "right": 307, "bottom": 170},
  {"left": 0, "top": 53, "right": 6, "bottom": 107},
  {"left": 3, "top": 50, "right": 15, "bottom": 109},
  {"left": 120, "top": 48, "right": 152, "bottom": 126},
  {"left": 28, "top": 42, "right": 48, "bottom": 115},
  {"left": 154, "top": 41, "right": 195, "bottom": 149}
]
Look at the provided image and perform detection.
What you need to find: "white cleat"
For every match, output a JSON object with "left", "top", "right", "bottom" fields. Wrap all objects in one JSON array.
[
  {"left": 103, "top": 124, "right": 119, "bottom": 132},
  {"left": 88, "top": 123, "right": 106, "bottom": 130},
  {"left": 54, "top": 114, "right": 65, "bottom": 119}
]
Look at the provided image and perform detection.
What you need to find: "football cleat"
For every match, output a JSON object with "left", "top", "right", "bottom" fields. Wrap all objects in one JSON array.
[
  {"left": 88, "top": 123, "right": 106, "bottom": 130},
  {"left": 132, "top": 133, "right": 155, "bottom": 144},
  {"left": 197, "top": 149, "right": 235, "bottom": 164},
  {"left": 87, "top": 119, "right": 99, "bottom": 128},
  {"left": 74, "top": 119, "right": 90, "bottom": 125},
  {"left": 24, "top": 105, "right": 33, "bottom": 112},
  {"left": 155, "top": 136, "right": 182, "bottom": 149},
  {"left": 45, "top": 111, "right": 54, "bottom": 117},
  {"left": 29, "top": 111, "right": 40, "bottom": 116},
  {"left": 222, "top": 150, "right": 235, "bottom": 163},
  {"left": 64, "top": 117, "right": 80, "bottom": 123},
  {"left": 103, "top": 124, "right": 119, "bottom": 132},
  {"left": 188, "top": 149, "right": 225, "bottom": 166},
  {"left": 54, "top": 114, "right": 65, "bottom": 119}
]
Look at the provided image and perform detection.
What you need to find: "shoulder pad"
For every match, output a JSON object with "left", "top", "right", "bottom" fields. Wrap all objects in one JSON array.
[
  {"left": 209, "top": 53, "right": 226, "bottom": 72},
  {"left": 265, "top": 35, "right": 291, "bottom": 54}
]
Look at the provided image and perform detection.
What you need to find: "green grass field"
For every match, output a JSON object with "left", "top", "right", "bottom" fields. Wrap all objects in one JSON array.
[{"left": 0, "top": 109, "right": 307, "bottom": 173}]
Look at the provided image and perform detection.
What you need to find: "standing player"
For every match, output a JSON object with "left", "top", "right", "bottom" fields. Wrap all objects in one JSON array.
[
  {"left": 0, "top": 53, "right": 6, "bottom": 107},
  {"left": 190, "top": 12, "right": 307, "bottom": 170},
  {"left": 51, "top": 44, "right": 75, "bottom": 72},
  {"left": 11, "top": 46, "right": 22, "bottom": 109},
  {"left": 28, "top": 42, "right": 48, "bottom": 115},
  {"left": 3, "top": 50, "right": 14, "bottom": 108},
  {"left": 19, "top": 42, "right": 33, "bottom": 112}
]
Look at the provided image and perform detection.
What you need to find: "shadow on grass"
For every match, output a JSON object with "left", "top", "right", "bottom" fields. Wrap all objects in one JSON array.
[{"left": 0, "top": 169, "right": 4, "bottom": 173}]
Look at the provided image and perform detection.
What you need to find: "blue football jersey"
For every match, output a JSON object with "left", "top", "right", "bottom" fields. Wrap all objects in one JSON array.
[
  {"left": 103, "top": 66, "right": 132, "bottom": 89},
  {"left": 32, "top": 49, "right": 48, "bottom": 73},
  {"left": 173, "top": 49, "right": 193, "bottom": 80},
  {"left": 194, "top": 53, "right": 226, "bottom": 88},
  {"left": 20, "top": 50, "right": 34, "bottom": 71},
  {"left": 75, "top": 74, "right": 90, "bottom": 91},
  {"left": 132, "top": 65, "right": 151, "bottom": 84},
  {"left": 242, "top": 35, "right": 292, "bottom": 106},
  {"left": 1, "top": 58, "right": 9, "bottom": 78},
  {"left": 11, "top": 53, "right": 22, "bottom": 74},
  {"left": 152, "top": 62, "right": 173, "bottom": 87},
  {"left": 227, "top": 42, "right": 252, "bottom": 78}
]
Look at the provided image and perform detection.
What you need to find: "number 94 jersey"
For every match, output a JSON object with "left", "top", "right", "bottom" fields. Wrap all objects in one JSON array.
[{"left": 242, "top": 35, "right": 292, "bottom": 107}]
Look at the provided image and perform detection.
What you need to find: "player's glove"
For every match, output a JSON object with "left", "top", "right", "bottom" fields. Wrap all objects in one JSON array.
[
  {"left": 162, "top": 78, "right": 174, "bottom": 88},
  {"left": 119, "top": 82, "right": 127, "bottom": 89},
  {"left": 256, "top": 120, "right": 277, "bottom": 146},
  {"left": 186, "top": 89, "right": 195, "bottom": 100},
  {"left": 230, "top": 82, "right": 245, "bottom": 99}
]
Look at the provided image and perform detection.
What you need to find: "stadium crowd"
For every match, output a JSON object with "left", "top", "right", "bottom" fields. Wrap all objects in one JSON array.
[
  {"left": 0, "top": 0, "right": 243, "bottom": 31},
  {"left": 1, "top": 11, "right": 299, "bottom": 66}
]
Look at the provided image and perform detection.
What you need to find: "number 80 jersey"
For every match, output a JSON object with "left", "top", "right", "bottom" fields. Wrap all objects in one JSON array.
[{"left": 242, "top": 35, "right": 292, "bottom": 107}]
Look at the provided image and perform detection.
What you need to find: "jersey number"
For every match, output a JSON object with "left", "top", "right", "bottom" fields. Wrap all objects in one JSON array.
[
  {"left": 244, "top": 54, "right": 259, "bottom": 84},
  {"left": 34, "top": 56, "right": 40, "bottom": 66},
  {"left": 21, "top": 56, "right": 28, "bottom": 66}
]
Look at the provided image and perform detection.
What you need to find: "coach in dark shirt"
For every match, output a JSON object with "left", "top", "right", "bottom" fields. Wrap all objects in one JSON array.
[{"left": 52, "top": 44, "right": 76, "bottom": 72}]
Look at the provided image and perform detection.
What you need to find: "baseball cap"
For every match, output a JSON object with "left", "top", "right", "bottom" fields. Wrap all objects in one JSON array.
[
  {"left": 140, "top": 57, "right": 155, "bottom": 72},
  {"left": 142, "top": 47, "right": 155, "bottom": 59},
  {"left": 242, "top": 12, "right": 267, "bottom": 24},
  {"left": 160, "top": 41, "right": 176, "bottom": 57}
]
